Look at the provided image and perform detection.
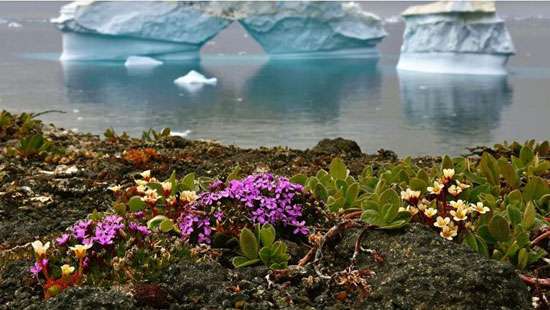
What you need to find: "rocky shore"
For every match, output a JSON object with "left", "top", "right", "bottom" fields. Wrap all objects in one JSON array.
[{"left": 0, "top": 112, "right": 547, "bottom": 309}]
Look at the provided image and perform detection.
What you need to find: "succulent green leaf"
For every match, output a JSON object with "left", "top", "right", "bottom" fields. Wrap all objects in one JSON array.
[
  {"left": 520, "top": 146, "right": 534, "bottom": 165},
  {"left": 329, "top": 158, "right": 348, "bottom": 180},
  {"left": 159, "top": 219, "right": 175, "bottom": 233},
  {"left": 345, "top": 183, "right": 359, "bottom": 206},
  {"left": 290, "top": 174, "right": 307, "bottom": 185},
  {"left": 488, "top": 215, "right": 511, "bottom": 242},
  {"left": 498, "top": 161, "right": 520, "bottom": 189},
  {"left": 232, "top": 256, "right": 260, "bottom": 268},
  {"left": 128, "top": 196, "right": 146, "bottom": 212},
  {"left": 314, "top": 183, "right": 329, "bottom": 201},
  {"left": 239, "top": 228, "right": 259, "bottom": 260},
  {"left": 517, "top": 248, "right": 529, "bottom": 270},
  {"left": 441, "top": 155, "right": 454, "bottom": 170},
  {"left": 180, "top": 173, "right": 195, "bottom": 191},
  {"left": 506, "top": 204, "right": 522, "bottom": 226},
  {"left": 147, "top": 215, "right": 169, "bottom": 229},
  {"left": 522, "top": 202, "right": 536, "bottom": 230},
  {"left": 523, "top": 177, "right": 549, "bottom": 202},
  {"left": 463, "top": 233, "right": 478, "bottom": 252},
  {"left": 226, "top": 165, "right": 241, "bottom": 183},
  {"left": 409, "top": 178, "right": 428, "bottom": 192},
  {"left": 480, "top": 152, "right": 499, "bottom": 185},
  {"left": 380, "top": 189, "right": 400, "bottom": 207},
  {"left": 259, "top": 224, "right": 276, "bottom": 247}
]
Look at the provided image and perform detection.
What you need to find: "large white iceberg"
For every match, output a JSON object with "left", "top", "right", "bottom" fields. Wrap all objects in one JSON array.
[
  {"left": 52, "top": 1, "right": 231, "bottom": 60},
  {"left": 235, "top": 1, "right": 386, "bottom": 57},
  {"left": 396, "top": 0, "right": 515, "bottom": 75},
  {"left": 52, "top": 1, "right": 386, "bottom": 60}
]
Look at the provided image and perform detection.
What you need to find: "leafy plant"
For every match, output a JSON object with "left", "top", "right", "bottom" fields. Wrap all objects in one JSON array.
[
  {"left": 142, "top": 128, "right": 171, "bottom": 142},
  {"left": 232, "top": 224, "right": 290, "bottom": 269},
  {"left": 15, "top": 134, "right": 55, "bottom": 158}
]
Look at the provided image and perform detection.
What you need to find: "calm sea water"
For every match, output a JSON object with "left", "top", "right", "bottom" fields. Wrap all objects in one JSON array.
[{"left": 0, "top": 2, "right": 549, "bottom": 156}]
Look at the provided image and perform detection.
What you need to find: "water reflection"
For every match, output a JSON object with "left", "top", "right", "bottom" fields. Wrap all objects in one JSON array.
[
  {"left": 60, "top": 57, "right": 383, "bottom": 143},
  {"left": 398, "top": 71, "right": 513, "bottom": 146}
]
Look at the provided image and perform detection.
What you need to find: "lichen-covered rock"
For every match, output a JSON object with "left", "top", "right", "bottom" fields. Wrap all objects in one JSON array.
[
  {"left": 333, "top": 224, "right": 530, "bottom": 309},
  {"left": 397, "top": 0, "right": 515, "bottom": 75},
  {"left": 38, "top": 287, "right": 136, "bottom": 309},
  {"left": 311, "top": 137, "right": 363, "bottom": 157}
]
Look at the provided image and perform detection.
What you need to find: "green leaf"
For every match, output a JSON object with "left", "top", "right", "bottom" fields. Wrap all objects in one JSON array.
[
  {"left": 463, "top": 233, "right": 478, "bottom": 252},
  {"left": 520, "top": 146, "right": 534, "bottom": 165},
  {"left": 345, "top": 183, "right": 359, "bottom": 206},
  {"left": 290, "top": 174, "right": 307, "bottom": 185},
  {"left": 506, "top": 204, "right": 522, "bottom": 226},
  {"left": 441, "top": 155, "right": 454, "bottom": 170},
  {"left": 477, "top": 224, "right": 496, "bottom": 244},
  {"left": 258, "top": 247, "right": 273, "bottom": 266},
  {"left": 522, "top": 202, "right": 536, "bottom": 230},
  {"left": 361, "top": 209, "right": 381, "bottom": 226},
  {"left": 488, "top": 215, "right": 511, "bottom": 242},
  {"left": 314, "top": 183, "right": 329, "bottom": 201},
  {"left": 232, "top": 256, "right": 260, "bottom": 268},
  {"left": 180, "top": 173, "right": 195, "bottom": 191},
  {"left": 382, "top": 203, "right": 399, "bottom": 223},
  {"left": 408, "top": 178, "right": 428, "bottom": 192},
  {"left": 147, "top": 215, "right": 169, "bottom": 229},
  {"left": 226, "top": 166, "right": 241, "bottom": 183},
  {"left": 379, "top": 189, "right": 400, "bottom": 207},
  {"left": 259, "top": 224, "right": 276, "bottom": 247},
  {"left": 239, "top": 228, "right": 259, "bottom": 260},
  {"left": 475, "top": 236, "right": 490, "bottom": 257},
  {"left": 329, "top": 158, "right": 348, "bottom": 180},
  {"left": 128, "top": 196, "right": 146, "bottom": 212},
  {"left": 159, "top": 219, "right": 175, "bottom": 233},
  {"left": 523, "top": 177, "right": 549, "bottom": 202},
  {"left": 480, "top": 152, "right": 500, "bottom": 185},
  {"left": 517, "top": 248, "right": 528, "bottom": 270},
  {"left": 498, "top": 160, "right": 520, "bottom": 189}
]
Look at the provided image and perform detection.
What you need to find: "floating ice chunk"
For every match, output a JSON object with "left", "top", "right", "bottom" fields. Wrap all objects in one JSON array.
[
  {"left": 174, "top": 70, "right": 218, "bottom": 92},
  {"left": 124, "top": 56, "right": 163, "bottom": 68},
  {"left": 170, "top": 130, "right": 192, "bottom": 137},
  {"left": 8, "top": 22, "right": 22, "bottom": 28}
]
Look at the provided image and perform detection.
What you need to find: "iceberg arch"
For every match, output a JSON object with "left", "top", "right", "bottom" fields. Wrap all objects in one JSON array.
[{"left": 52, "top": 1, "right": 386, "bottom": 61}]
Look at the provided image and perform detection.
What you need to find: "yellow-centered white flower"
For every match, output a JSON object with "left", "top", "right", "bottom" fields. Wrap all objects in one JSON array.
[
  {"left": 161, "top": 181, "right": 172, "bottom": 193},
  {"left": 400, "top": 188, "right": 420, "bottom": 202},
  {"left": 470, "top": 202, "right": 490, "bottom": 214},
  {"left": 456, "top": 180, "right": 471, "bottom": 189},
  {"left": 143, "top": 189, "right": 159, "bottom": 204},
  {"left": 434, "top": 216, "right": 451, "bottom": 228},
  {"left": 31, "top": 240, "right": 50, "bottom": 257},
  {"left": 424, "top": 208, "right": 438, "bottom": 218},
  {"left": 450, "top": 206, "right": 469, "bottom": 221},
  {"left": 450, "top": 200, "right": 467, "bottom": 209},
  {"left": 440, "top": 223, "right": 458, "bottom": 240},
  {"left": 61, "top": 264, "right": 75, "bottom": 276},
  {"left": 443, "top": 168, "right": 455, "bottom": 179},
  {"left": 140, "top": 170, "right": 151, "bottom": 180},
  {"left": 70, "top": 244, "right": 93, "bottom": 259},
  {"left": 108, "top": 185, "right": 122, "bottom": 192},
  {"left": 427, "top": 181, "right": 444, "bottom": 195},
  {"left": 180, "top": 190, "right": 198, "bottom": 202},
  {"left": 447, "top": 185, "right": 462, "bottom": 197}
]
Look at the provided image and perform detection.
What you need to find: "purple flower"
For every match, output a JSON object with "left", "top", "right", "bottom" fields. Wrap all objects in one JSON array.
[
  {"left": 56, "top": 234, "right": 70, "bottom": 246},
  {"left": 214, "top": 211, "right": 224, "bottom": 221},
  {"left": 71, "top": 219, "right": 92, "bottom": 241},
  {"left": 29, "top": 258, "right": 48, "bottom": 278},
  {"left": 129, "top": 222, "right": 151, "bottom": 237}
]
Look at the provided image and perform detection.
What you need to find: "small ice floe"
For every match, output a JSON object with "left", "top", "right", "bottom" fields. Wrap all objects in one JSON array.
[
  {"left": 238, "top": 51, "right": 247, "bottom": 56},
  {"left": 174, "top": 70, "right": 217, "bottom": 92},
  {"left": 170, "top": 130, "right": 192, "bottom": 138},
  {"left": 77, "top": 116, "right": 83, "bottom": 121},
  {"left": 8, "top": 22, "right": 22, "bottom": 28},
  {"left": 384, "top": 15, "right": 402, "bottom": 24},
  {"left": 124, "top": 56, "right": 163, "bottom": 68},
  {"left": 72, "top": 109, "right": 80, "bottom": 113}
]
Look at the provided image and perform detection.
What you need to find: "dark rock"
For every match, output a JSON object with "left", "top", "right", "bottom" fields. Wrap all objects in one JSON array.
[
  {"left": 31, "top": 286, "right": 136, "bottom": 310},
  {"left": 311, "top": 138, "right": 363, "bottom": 157},
  {"left": 329, "top": 224, "right": 530, "bottom": 309}
]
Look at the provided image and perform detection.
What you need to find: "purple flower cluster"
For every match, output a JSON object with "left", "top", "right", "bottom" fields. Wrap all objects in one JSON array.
[
  {"left": 177, "top": 173, "right": 309, "bottom": 245},
  {"left": 70, "top": 215, "right": 125, "bottom": 247},
  {"left": 30, "top": 258, "right": 48, "bottom": 278}
]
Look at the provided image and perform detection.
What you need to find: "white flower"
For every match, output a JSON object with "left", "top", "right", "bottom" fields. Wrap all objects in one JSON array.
[
  {"left": 135, "top": 179, "right": 147, "bottom": 186},
  {"left": 61, "top": 264, "right": 75, "bottom": 276},
  {"left": 424, "top": 208, "right": 438, "bottom": 218},
  {"left": 439, "top": 223, "right": 458, "bottom": 240},
  {"left": 450, "top": 206, "right": 469, "bottom": 222},
  {"left": 434, "top": 216, "right": 451, "bottom": 228},
  {"left": 443, "top": 168, "right": 455, "bottom": 179},
  {"left": 31, "top": 240, "right": 50, "bottom": 257},
  {"left": 136, "top": 185, "right": 147, "bottom": 193},
  {"left": 450, "top": 200, "right": 467, "bottom": 209},
  {"left": 427, "top": 181, "right": 444, "bottom": 195},
  {"left": 470, "top": 202, "right": 490, "bottom": 214},
  {"left": 456, "top": 180, "right": 471, "bottom": 190},
  {"left": 143, "top": 189, "right": 159, "bottom": 204},
  {"left": 70, "top": 244, "right": 93, "bottom": 259},
  {"left": 400, "top": 188, "right": 421, "bottom": 202},
  {"left": 407, "top": 206, "right": 419, "bottom": 216},
  {"left": 447, "top": 185, "right": 462, "bottom": 197},
  {"left": 140, "top": 170, "right": 151, "bottom": 180},
  {"left": 161, "top": 181, "right": 172, "bottom": 194},
  {"left": 180, "top": 191, "right": 198, "bottom": 202}
]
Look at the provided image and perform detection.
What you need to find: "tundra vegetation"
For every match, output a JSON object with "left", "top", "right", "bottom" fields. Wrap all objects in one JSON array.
[{"left": 0, "top": 110, "right": 549, "bottom": 308}]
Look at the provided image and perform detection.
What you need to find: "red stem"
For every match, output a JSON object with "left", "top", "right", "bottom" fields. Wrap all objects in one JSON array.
[{"left": 519, "top": 274, "right": 550, "bottom": 287}]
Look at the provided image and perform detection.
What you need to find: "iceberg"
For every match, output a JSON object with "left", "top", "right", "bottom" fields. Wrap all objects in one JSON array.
[
  {"left": 52, "top": 1, "right": 231, "bottom": 61},
  {"left": 124, "top": 56, "right": 163, "bottom": 68},
  {"left": 397, "top": 0, "right": 515, "bottom": 75},
  {"left": 53, "top": 1, "right": 386, "bottom": 60},
  {"left": 236, "top": 1, "right": 386, "bottom": 57},
  {"left": 174, "top": 70, "right": 217, "bottom": 92}
]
